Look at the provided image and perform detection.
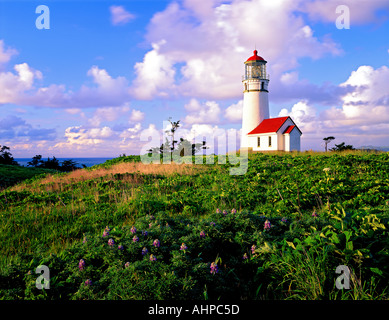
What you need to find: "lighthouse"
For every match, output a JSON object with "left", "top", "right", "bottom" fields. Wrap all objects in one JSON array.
[
  {"left": 240, "top": 49, "right": 302, "bottom": 152},
  {"left": 240, "top": 50, "right": 270, "bottom": 149}
]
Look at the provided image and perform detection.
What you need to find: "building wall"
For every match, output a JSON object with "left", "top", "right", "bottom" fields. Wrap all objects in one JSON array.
[
  {"left": 249, "top": 133, "right": 278, "bottom": 151},
  {"left": 289, "top": 128, "right": 301, "bottom": 151}
]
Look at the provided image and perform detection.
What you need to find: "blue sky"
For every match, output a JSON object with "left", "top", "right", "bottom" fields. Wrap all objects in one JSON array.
[{"left": 1, "top": 0, "right": 389, "bottom": 157}]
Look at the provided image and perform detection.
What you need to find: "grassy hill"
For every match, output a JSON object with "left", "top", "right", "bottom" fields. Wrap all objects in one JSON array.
[
  {"left": 0, "top": 164, "right": 57, "bottom": 190},
  {"left": 0, "top": 152, "right": 388, "bottom": 300}
]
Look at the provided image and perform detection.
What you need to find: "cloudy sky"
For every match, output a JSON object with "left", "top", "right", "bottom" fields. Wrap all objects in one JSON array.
[{"left": 1, "top": 0, "right": 389, "bottom": 157}]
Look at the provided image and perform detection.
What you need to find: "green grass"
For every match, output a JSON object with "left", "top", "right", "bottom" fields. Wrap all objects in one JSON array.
[
  {"left": 0, "top": 152, "right": 388, "bottom": 300},
  {"left": 0, "top": 164, "right": 57, "bottom": 190}
]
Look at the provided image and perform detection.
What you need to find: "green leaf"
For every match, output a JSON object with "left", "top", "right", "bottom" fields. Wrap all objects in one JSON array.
[{"left": 370, "top": 267, "right": 383, "bottom": 276}]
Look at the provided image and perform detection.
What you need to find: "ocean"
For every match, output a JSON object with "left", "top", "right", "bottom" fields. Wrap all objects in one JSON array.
[{"left": 14, "top": 158, "right": 114, "bottom": 168}]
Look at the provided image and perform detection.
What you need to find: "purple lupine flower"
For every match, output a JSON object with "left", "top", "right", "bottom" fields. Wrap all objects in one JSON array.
[
  {"left": 78, "top": 259, "right": 86, "bottom": 271},
  {"left": 216, "top": 208, "right": 221, "bottom": 214},
  {"left": 133, "top": 235, "right": 139, "bottom": 242},
  {"left": 142, "top": 247, "right": 148, "bottom": 256},
  {"left": 312, "top": 211, "right": 318, "bottom": 217},
  {"left": 124, "top": 262, "right": 130, "bottom": 268},
  {"left": 200, "top": 231, "right": 206, "bottom": 238},
  {"left": 251, "top": 245, "right": 256, "bottom": 254},
  {"left": 142, "top": 230, "right": 148, "bottom": 237},
  {"left": 210, "top": 222, "right": 216, "bottom": 227},
  {"left": 231, "top": 208, "right": 237, "bottom": 214},
  {"left": 242, "top": 253, "right": 248, "bottom": 260},
  {"left": 85, "top": 279, "right": 92, "bottom": 286},
  {"left": 210, "top": 262, "right": 219, "bottom": 275},
  {"left": 130, "top": 226, "right": 137, "bottom": 234},
  {"left": 180, "top": 243, "right": 187, "bottom": 251},
  {"left": 153, "top": 239, "right": 160, "bottom": 247},
  {"left": 108, "top": 238, "right": 115, "bottom": 246},
  {"left": 281, "top": 217, "right": 287, "bottom": 223},
  {"left": 223, "top": 210, "right": 228, "bottom": 216},
  {"left": 149, "top": 254, "right": 157, "bottom": 261},
  {"left": 118, "top": 245, "right": 124, "bottom": 251},
  {"left": 264, "top": 219, "right": 271, "bottom": 230},
  {"left": 102, "top": 230, "right": 109, "bottom": 237}
]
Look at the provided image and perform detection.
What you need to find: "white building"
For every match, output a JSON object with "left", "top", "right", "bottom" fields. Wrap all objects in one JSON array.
[{"left": 240, "top": 50, "right": 302, "bottom": 152}]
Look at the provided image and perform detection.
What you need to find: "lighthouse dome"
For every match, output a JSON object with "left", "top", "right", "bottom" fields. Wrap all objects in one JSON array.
[{"left": 245, "top": 50, "right": 265, "bottom": 63}]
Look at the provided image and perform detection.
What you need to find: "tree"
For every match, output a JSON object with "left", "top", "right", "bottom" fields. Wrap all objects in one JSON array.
[
  {"left": 27, "top": 155, "right": 43, "bottom": 167},
  {"left": 323, "top": 136, "right": 335, "bottom": 152},
  {"left": 0, "top": 145, "right": 18, "bottom": 165},
  {"left": 330, "top": 142, "right": 354, "bottom": 151},
  {"left": 60, "top": 159, "right": 80, "bottom": 172}
]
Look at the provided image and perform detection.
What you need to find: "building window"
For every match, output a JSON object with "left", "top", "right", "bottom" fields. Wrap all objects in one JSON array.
[
  {"left": 257, "top": 137, "right": 261, "bottom": 147},
  {"left": 268, "top": 136, "right": 272, "bottom": 147}
]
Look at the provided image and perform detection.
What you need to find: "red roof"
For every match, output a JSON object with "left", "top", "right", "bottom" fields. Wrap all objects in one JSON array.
[
  {"left": 283, "top": 125, "right": 295, "bottom": 134},
  {"left": 246, "top": 50, "right": 265, "bottom": 62},
  {"left": 247, "top": 116, "right": 289, "bottom": 135}
]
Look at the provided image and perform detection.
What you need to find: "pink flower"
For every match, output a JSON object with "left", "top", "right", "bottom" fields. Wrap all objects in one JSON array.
[
  {"left": 84, "top": 279, "right": 92, "bottom": 286},
  {"left": 312, "top": 211, "right": 318, "bottom": 217},
  {"left": 78, "top": 259, "right": 85, "bottom": 271},
  {"left": 180, "top": 243, "right": 187, "bottom": 251},
  {"left": 130, "top": 226, "right": 137, "bottom": 234},
  {"left": 133, "top": 235, "right": 139, "bottom": 242},
  {"left": 251, "top": 245, "right": 256, "bottom": 254},
  {"left": 210, "top": 262, "right": 219, "bottom": 275},
  {"left": 108, "top": 238, "right": 115, "bottom": 246},
  {"left": 149, "top": 254, "right": 157, "bottom": 261},
  {"left": 264, "top": 219, "right": 271, "bottom": 230},
  {"left": 242, "top": 253, "right": 248, "bottom": 260},
  {"left": 200, "top": 231, "right": 206, "bottom": 238},
  {"left": 231, "top": 208, "right": 237, "bottom": 214},
  {"left": 153, "top": 239, "right": 160, "bottom": 247},
  {"left": 216, "top": 208, "right": 221, "bottom": 214}
]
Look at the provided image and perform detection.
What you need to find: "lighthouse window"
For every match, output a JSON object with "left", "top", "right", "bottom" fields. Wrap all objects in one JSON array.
[
  {"left": 257, "top": 137, "right": 261, "bottom": 147},
  {"left": 261, "top": 82, "right": 264, "bottom": 90},
  {"left": 268, "top": 136, "right": 272, "bottom": 147}
]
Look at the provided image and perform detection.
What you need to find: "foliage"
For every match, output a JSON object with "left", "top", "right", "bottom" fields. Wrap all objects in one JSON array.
[{"left": 0, "top": 151, "right": 388, "bottom": 300}]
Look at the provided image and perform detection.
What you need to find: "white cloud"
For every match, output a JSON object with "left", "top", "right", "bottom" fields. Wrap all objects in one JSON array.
[
  {"left": 129, "top": 109, "right": 145, "bottom": 122},
  {"left": 224, "top": 100, "right": 243, "bottom": 123},
  {"left": 130, "top": 41, "right": 176, "bottom": 100},
  {"left": 278, "top": 100, "right": 317, "bottom": 133},
  {"left": 110, "top": 5, "right": 135, "bottom": 26},
  {"left": 183, "top": 99, "right": 221, "bottom": 125},
  {"left": 0, "top": 40, "right": 18, "bottom": 66},
  {"left": 131, "top": 0, "right": 342, "bottom": 100}
]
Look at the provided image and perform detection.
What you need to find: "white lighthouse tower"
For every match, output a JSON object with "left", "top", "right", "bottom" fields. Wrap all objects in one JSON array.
[{"left": 240, "top": 50, "right": 270, "bottom": 149}]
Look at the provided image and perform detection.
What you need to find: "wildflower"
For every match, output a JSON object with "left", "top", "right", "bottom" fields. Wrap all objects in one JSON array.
[
  {"left": 149, "top": 223, "right": 153, "bottom": 228},
  {"left": 210, "top": 262, "right": 219, "bottom": 275},
  {"left": 242, "top": 253, "right": 248, "bottom": 260},
  {"left": 142, "top": 247, "right": 148, "bottom": 256},
  {"left": 180, "top": 243, "right": 187, "bottom": 251},
  {"left": 84, "top": 279, "right": 92, "bottom": 286},
  {"left": 149, "top": 254, "right": 157, "bottom": 261},
  {"left": 142, "top": 230, "right": 148, "bottom": 236},
  {"left": 124, "top": 262, "right": 130, "bottom": 268},
  {"left": 264, "top": 219, "right": 271, "bottom": 230},
  {"left": 83, "top": 236, "right": 87, "bottom": 244},
  {"left": 223, "top": 210, "right": 228, "bottom": 216},
  {"left": 251, "top": 245, "right": 256, "bottom": 254},
  {"left": 200, "top": 231, "right": 206, "bottom": 238},
  {"left": 153, "top": 239, "right": 160, "bottom": 248},
  {"left": 133, "top": 235, "right": 139, "bottom": 242},
  {"left": 210, "top": 222, "right": 216, "bottom": 227},
  {"left": 323, "top": 167, "right": 331, "bottom": 172},
  {"left": 118, "top": 245, "right": 124, "bottom": 251},
  {"left": 108, "top": 238, "right": 115, "bottom": 247},
  {"left": 165, "top": 222, "right": 170, "bottom": 228},
  {"left": 216, "top": 208, "right": 221, "bottom": 214},
  {"left": 281, "top": 217, "right": 287, "bottom": 223},
  {"left": 312, "top": 211, "right": 318, "bottom": 217},
  {"left": 130, "top": 226, "right": 137, "bottom": 234},
  {"left": 102, "top": 230, "right": 109, "bottom": 237},
  {"left": 231, "top": 208, "right": 237, "bottom": 214},
  {"left": 78, "top": 259, "right": 85, "bottom": 271}
]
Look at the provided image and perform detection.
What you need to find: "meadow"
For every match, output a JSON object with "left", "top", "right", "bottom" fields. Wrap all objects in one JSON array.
[{"left": 0, "top": 151, "right": 388, "bottom": 300}]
